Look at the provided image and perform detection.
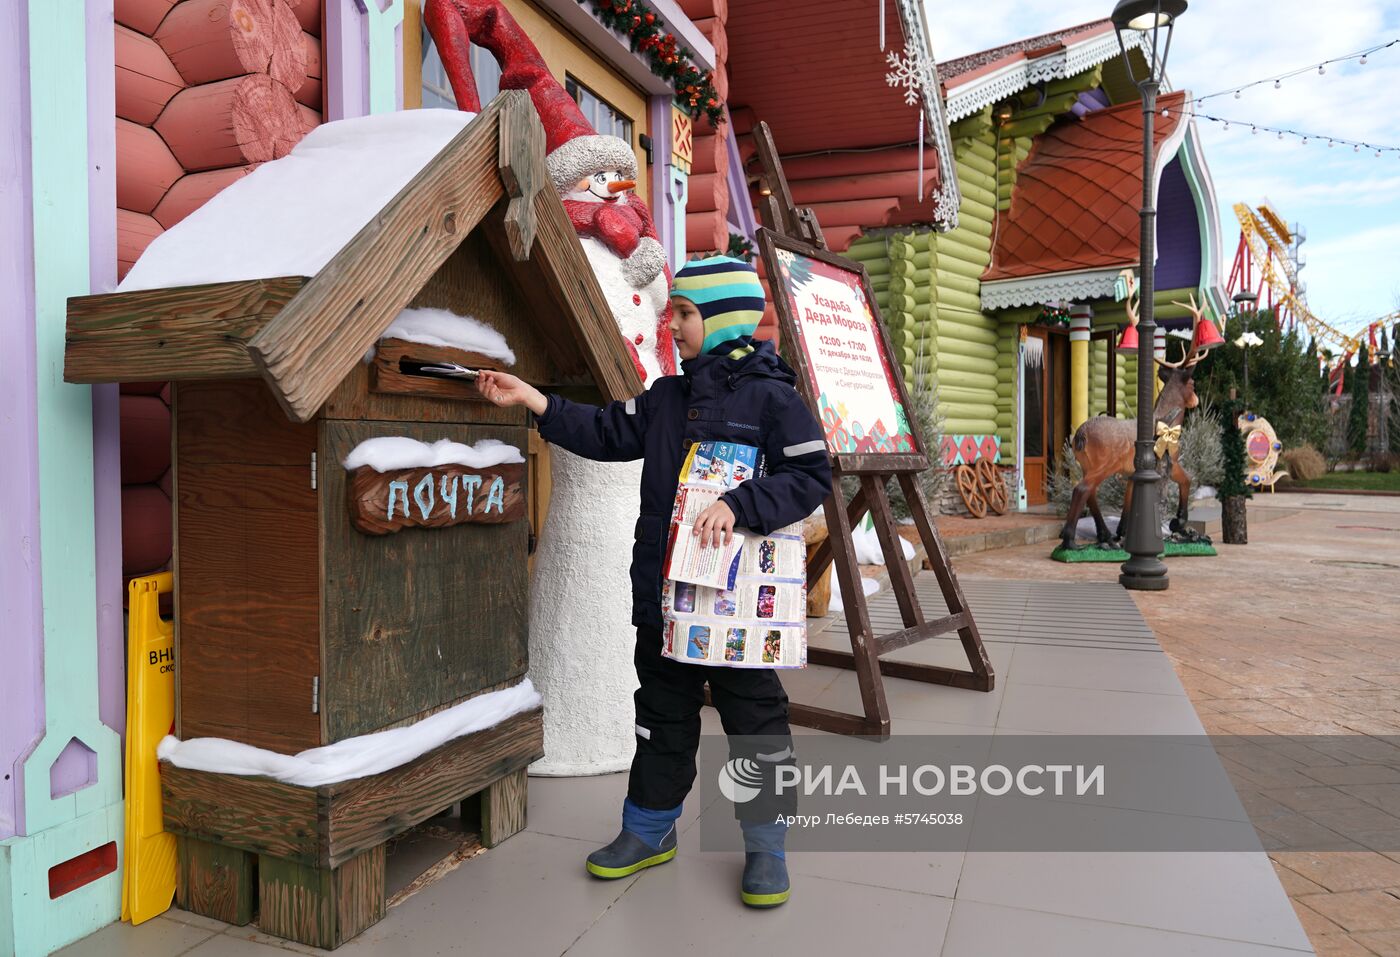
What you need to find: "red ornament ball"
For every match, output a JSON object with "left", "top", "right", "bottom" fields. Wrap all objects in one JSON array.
[
  {"left": 633, "top": 333, "right": 644, "bottom": 345},
  {"left": 632, "top": 293, "right": 641, "bottom": 306},
  {"left": 645, "top": 12, "right": 654, "bottom": 23}
]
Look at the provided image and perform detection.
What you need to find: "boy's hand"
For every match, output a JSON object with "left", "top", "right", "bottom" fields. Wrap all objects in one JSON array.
[
  {"left": 477, "top": 371, "right": 547, "bottom": 415},
  {"left": 693, "top": 500, "right": 736, "bottom": 549}
]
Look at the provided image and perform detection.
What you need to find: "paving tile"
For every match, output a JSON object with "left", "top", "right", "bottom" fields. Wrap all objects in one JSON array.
[
  {"left": 940, "top": 899, "right": 1317, "bottom": 956},
  {"left": 183, "top": 936, "right": 293, "bottom": 956},
  {"left": 55, "top": 918, "right": 220, "bottom": 957},
  {"left": 808, "top": 667, "right": 1009, "bottom": 730},
  {"left": 162, "top": 909, "right": 237, "bottom": 933},
  {"left": 994, "top": 682, "right": 1207, "bottom": 735},
  {"left": 335, "top": 831, "right": 639, "bottom": 956},
  {"left": 1301, "top": 889, "right": 1400, "bottom": 933},
  {"left": 1351, "top": 929, "right": 1400, "bottom": 956},
  {"left": 1273, "top": 857, "right": 1331, "bottom": 896},
  {"left": 955, "top": 850, "right": 1312, "bottom": 949},
  {"left": 1312, "top": 932, "right": 1386, "bottom": 956},
  {"left": 525, "top": 770, "right": 713, "bottom": 845},
  {"left": 562, "top": 852, "right": 954, "bottom": 956},
  {"left": 1265, "top": 787, "right": 1369, "bottom": 814},
  {"left": 1276, "top": 850, "right": 1400, "bottom": 895},
  {"left": 1009, "top": 643, "right": 1187, "bottom": 695}
]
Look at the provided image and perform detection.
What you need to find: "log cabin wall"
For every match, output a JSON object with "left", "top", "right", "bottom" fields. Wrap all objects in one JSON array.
[{"left": 115, "top": 0, "right": 324, "bottom": 590}]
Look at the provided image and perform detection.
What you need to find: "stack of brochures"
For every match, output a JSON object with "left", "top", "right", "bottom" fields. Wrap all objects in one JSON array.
[{"left": 660, "top": 441, "right": 807, "bottom": 669}]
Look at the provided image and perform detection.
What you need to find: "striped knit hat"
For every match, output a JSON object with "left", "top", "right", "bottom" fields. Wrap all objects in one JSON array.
[{"left": 671, "top": 255, "right": 765, "bottom": 357}]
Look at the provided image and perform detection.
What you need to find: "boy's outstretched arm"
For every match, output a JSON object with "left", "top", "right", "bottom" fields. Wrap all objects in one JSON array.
[
  {"left": 478, "top": 369, "right": 652, "bottom": 462},
  {"left": 720, "top": 392, "right": 833, "bottom": 535}
]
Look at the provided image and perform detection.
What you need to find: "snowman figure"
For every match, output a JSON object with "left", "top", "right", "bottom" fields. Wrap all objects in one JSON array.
[
  {"left": 427, "top": 0, "right": 679, "bottom": 775},
  {"left": 427, "top": 0, "right": 676, "bottom": 380}
]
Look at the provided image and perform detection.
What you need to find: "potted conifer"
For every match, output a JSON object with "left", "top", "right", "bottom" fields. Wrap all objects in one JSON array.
[{"left": 1220, "top": 398, "right": 1252, "bottom": 544}]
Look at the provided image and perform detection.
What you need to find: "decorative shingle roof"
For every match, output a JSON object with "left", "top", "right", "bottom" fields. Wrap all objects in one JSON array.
[
  {"left": 983, "top": 90, "right": 1188, "bottom": 282},
  {"left": 938, "top": 20, "right": 1111, "bottom": 84}
]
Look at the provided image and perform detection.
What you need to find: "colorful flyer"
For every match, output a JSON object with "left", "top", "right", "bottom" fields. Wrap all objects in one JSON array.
[{"left": 661, "top": 441, "right": 807, "bottom": 670}]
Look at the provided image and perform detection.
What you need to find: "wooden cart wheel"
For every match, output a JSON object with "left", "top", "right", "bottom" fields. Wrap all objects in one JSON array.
[
  {"left": 976, "top": 459, "right": 1008, "bottom": 516},
  {"left": 956, "top": 464, "right": 987, "bottom": 518}
]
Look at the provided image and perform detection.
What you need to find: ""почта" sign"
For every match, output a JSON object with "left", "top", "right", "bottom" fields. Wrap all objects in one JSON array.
[{"left": 348, "top": 463, "right": 525, "bottom": 535}]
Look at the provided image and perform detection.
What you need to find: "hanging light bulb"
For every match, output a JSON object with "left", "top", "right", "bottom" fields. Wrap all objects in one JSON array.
[
  {"left": 1162, "top": 107, "right": 1170, "bottom": 116},
  {"left": 1354, "top": 143, "right": 1360, "bottom": 152},
  {"left": 1302, "top": 137, "right": 1308, "bottom": 145},
  {"left": 1378, "top": 150, "right": 1384, "bottom": 158},
  {"left": 1328, "top": 139, "right": 1335, "bottom": 148},
  {"left": 1234, "top": 90, "right": 1242, "bottom": 99},
  {"left": 1318, "top": 64, "right": 1326, "bottom": 74},
  {"left": 1251, "top": 125, "right": 1258, "bottom": 134},
  {"left": 1223, "top": 120, "right": 1230, "bottom": 130},
  {"left": 1277, "top": 131, "right": 1284, "bottom": 140},
  {"left": 1274, "top": 79, "right": 1282, "bottom": 89},
  {"left": 1361, "top": 54, "right": 1369, "bottom": 65}
]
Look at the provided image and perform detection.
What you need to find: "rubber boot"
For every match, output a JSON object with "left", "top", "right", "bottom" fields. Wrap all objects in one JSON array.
[
  {"left": 585, "top": 824, "right": 677, "bottom": 879},
  {"left": 740, "top": 851, "right": 790, "bottom": 907}
]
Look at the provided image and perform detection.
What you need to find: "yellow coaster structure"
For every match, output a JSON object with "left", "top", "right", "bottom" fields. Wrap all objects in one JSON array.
[{"left": 121, "top": 572, "right": 177, "bottom": 925}]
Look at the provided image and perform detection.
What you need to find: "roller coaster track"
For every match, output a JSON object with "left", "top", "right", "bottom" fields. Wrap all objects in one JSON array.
[{"left": 1229, "top": 202, "right": 1398, "bottom": 379}]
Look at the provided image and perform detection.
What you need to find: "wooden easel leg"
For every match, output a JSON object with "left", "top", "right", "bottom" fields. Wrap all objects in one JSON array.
[
  {"left": 898, "top": 473, "right": 994, "bottom": 689},
  {"left": 824, "top": 481, "right": 890, "bottom": 731},
  {"left": 861, "top": 474, "right": 924, "bottom": 629},
  {"left": 480, "top": 768, "right": 528, "bottom": 847},
  {"left": 176, "top": 836, "right": 255, "bottom": 926},
  {"left": 258, "top": 845, "right": 386, "bottom": 950}
]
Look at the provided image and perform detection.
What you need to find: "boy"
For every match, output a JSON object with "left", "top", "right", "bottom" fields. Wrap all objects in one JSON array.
[{"left": 477, "top": 255, "right": 831, "bottom": 907}]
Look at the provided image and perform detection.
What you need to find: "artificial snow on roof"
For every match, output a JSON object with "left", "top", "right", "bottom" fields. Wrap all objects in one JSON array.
[
  {"left": 342, "top": 436, "right": 525, "bottom": 473},
  {"left": 377, "top": 307, "right": 517, "bottom": 364},
  {"left": 118, "top": 109, "right": 477, "bottom": 292}
]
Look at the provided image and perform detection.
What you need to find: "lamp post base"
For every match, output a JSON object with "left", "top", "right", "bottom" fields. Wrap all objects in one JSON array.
[{"left": 1119, "top": 563, "right": 1170, "bottom": 591}]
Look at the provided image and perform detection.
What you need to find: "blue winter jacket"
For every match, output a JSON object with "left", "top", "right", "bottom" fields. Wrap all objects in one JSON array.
[{"left": 536, "top": 339, "right": 833, "bottom": 629}]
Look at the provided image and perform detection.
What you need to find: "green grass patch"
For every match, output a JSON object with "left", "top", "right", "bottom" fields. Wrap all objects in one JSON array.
[
  {"left": 1050, "top": 540, "right": 1218, "bottom": 563},
  {"left": 1293, "top": 471, "right": 1400, "bottom": 492}
]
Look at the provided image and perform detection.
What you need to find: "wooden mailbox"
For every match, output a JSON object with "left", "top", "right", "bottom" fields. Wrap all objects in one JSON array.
[{"left": 64, "top": 91, "right": 641, "bottom": 949}]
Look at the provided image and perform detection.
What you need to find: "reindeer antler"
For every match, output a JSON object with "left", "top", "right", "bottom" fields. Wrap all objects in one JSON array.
[{"left": 1158, "top": 292, "right": 1210, "bottom": 369}]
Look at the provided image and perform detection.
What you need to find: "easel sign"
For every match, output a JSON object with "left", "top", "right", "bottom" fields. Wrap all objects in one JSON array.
[{"left": 757, "top": 226, "right": 995, "bottom": 736}]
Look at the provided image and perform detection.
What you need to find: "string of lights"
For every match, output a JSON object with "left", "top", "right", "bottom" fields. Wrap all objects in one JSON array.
[
  {"left": 1188, "top": 38, "right": 1400, "bottom": 107},
  {"left": 1185, "top": 110, "right": 1400, "bottom": 157}
]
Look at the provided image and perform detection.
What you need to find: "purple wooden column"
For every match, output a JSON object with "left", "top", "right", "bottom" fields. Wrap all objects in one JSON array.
[
  {"left": 648, "top": 95, "right": 676, "bottom": 261},
  {"left": 0, "top": 0, "right": 43, "bottom": 841}
]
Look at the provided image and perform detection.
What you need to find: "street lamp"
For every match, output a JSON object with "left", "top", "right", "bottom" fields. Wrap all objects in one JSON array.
[
  {"left": 1232, "top": 289, "right": 1260, "bottom": 407},
  {"left": 1112, "top": 0, "right": 1187, "bottom": 592}
]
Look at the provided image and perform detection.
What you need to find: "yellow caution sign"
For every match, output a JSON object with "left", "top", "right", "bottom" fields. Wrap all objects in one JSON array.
[{"left": 122, "top": 572, "right": 177, "bottom": 925}]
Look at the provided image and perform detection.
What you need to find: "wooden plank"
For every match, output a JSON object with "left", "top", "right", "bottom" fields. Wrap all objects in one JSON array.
[
  {"left": 327, "top": 709, "right": 542, "bottom": 865},
  {"left": 319, "top": 420, "right": 529, "bottom": 743},
  {"left": 162, "top": 767, "right": 322, "bottom": 864},
  {"left": 246, "top": 94, "right": 519, "bottom": 423},
  {"left": 481, "top": 767, "right": 528, "bottom": 848},
  {"left": 875, "top": 614, "right": 968, "bottom": 655},
  {"left": 347, "top": 462, "right": 526, "bottom": 535},
  {"left": 64, "top": 277, "right": 305, "bottom": 384},
  {"left": 495, "top": 85, "right": 545, "bottom": 261},
  {"left": 174, "top": 381, "right": 321, "bottom": 753},
  {"left": 321, "top": 355, "right": 526, "bottom": 427},
  {"left": 258, "top": 845, "right": 385, "bottom": 950},
  {"left": 175, "top": 379, "right": 316, "bottom": 464},
  {"left": 175, "top": 836, "right": 255, "bottom": 927},
  {"left": 370, "top": 337, "right": 508, "bottom": 403}
]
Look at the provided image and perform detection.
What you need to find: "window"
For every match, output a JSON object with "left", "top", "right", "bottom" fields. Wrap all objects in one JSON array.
[
  {"left": 565, "top": 76, "right": 633, "bottom": 145},
  {"left": 420, "top": 23, "right": 501, "bottom": 109}
]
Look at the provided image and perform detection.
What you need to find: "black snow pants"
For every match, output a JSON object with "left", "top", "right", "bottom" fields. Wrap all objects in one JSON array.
[{"left": 628, "top": 625, "right": 797, "bottom": 821}]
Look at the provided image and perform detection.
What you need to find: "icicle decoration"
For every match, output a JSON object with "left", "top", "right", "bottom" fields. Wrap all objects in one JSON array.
[
  {"left": 878, "top": 0, "right": 885, "bottom": 50},
  {"left": 886, "top": 41, "right": 936, "bottom": 204},
  {"left": 917, "top": 110, "right": 925, "bottom": 202}
]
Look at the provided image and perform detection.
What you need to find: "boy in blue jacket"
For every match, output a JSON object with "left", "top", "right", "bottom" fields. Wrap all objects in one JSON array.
[{"left": 477, "top": 255, "right": 831, "bottom": 907}]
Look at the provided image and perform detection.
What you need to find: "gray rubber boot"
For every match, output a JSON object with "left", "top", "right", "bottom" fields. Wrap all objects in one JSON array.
[
  {"left": 740, "top": 851, "right": 790, "bottom": 907},
  {"left": 585, "top": 825, "right": 677, "bottom": 879}
]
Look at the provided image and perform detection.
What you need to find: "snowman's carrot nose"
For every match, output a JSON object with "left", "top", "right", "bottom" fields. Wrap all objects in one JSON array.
[{"left": 607, "top": 180, "right": 636, "bottom": 193}]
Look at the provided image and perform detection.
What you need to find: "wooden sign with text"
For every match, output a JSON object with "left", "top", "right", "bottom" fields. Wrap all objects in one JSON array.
[{"left": 348, "top": 463, "right": 526, "bottom": 535}]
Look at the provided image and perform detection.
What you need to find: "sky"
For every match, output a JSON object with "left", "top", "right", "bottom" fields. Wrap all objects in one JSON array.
[{"left": 926, "top": 0, "right": 1400, "bottom": 338}]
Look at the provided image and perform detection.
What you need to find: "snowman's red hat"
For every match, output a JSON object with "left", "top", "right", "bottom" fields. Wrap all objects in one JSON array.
[{"left": 425, "top": 0, "right": 636, "bottom": 191}]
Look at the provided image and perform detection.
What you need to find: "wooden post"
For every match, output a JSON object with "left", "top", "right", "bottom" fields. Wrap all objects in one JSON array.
[
  {"left": 258, "top": 846, "right": 386, "bottom": 950},
  {"left": 480, "top": 768, "right": 528, "bottom": 847},
  {"left": 176, "top": 836, "right": 255, "bottom": 926}
]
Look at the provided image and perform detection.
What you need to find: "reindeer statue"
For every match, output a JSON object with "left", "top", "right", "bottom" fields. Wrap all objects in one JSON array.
[{"left": 1058, "top": 292, "right": 1223, "bottom": 550}]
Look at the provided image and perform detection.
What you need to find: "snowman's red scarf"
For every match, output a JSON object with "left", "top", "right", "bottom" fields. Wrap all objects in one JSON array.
[{"left": 563, "top": 196, "right": 654, "bottom": 259}]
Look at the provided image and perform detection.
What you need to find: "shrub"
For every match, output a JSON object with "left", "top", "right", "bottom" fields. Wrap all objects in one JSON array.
[
  {"left": 1280, "top": 443, "right": 1326, "bottom": 481},
  {"left": 1373, "top": 451, "right": 1400, "bottom": 474}
]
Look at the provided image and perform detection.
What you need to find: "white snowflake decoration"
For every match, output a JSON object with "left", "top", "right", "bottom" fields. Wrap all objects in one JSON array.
[{"left": 885, "top": 43, "right": 935, "bottom": 107}]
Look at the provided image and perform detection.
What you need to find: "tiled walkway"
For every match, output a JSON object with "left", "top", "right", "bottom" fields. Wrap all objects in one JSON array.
[
  {"left": 60, "top": 569, "right": 1313, "bottom": 956},
  {"left": 955, "top": 493, "right": 1400, "bottom": 957}
]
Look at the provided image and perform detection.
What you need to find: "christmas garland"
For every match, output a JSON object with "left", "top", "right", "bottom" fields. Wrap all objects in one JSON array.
[
  {"left": 581, "top": 0, "right": 724, "bottom": 125},
  {"left": 1034, "top": 303, "right": 1072, "bottom": 329}
]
